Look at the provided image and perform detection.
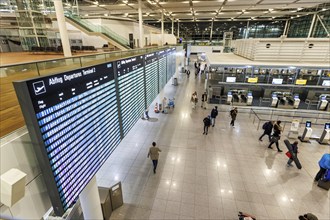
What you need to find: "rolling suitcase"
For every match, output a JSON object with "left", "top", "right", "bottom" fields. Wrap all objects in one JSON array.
[
  {"left": 317, "top": 179, "right": 330, "bottom": 190},
  {"left": 284, "top": 139, "right": 302, "bottom": 169}
]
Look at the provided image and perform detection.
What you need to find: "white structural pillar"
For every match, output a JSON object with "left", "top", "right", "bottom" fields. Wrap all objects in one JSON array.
[
  {"left": 138, "top": 0, "right": 143, "bottom": 48},
  {"left": 79, "top": 176, "right": 103, "bottom": 220},
  {"left": 210, "top": 20, "right": 214, "bottom": 41},
  {"left": 307, "top": 14, "right": 317, "bottom": 38},
  {"left": 171, "top": 19, "right": 174, "bottom": 35},
  {"left": 177, "top": 21, "right": 180, "bottom": 38},
  {"left": 283, "top": 20, "right": 288, "bottom": 36},
  {"left": 245, "top": 20, "right": 250, "bottom": 39},
  {"left": 161, "top": 11, "right": 164, "bottom": 45},
  {"left": 53, "top": 0, "right": 72, "bottom": 57}
]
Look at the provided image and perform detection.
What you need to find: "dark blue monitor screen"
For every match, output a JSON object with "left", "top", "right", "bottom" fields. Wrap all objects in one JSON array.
[
  {"left": 13, "top": 63, "right": 121, "bottom": 215},
  {"left": 306, "top": 121, "right": 312, "bottom": 128},
  {"left": 325, "top": 123, "right": 330, "bottom": 130}
]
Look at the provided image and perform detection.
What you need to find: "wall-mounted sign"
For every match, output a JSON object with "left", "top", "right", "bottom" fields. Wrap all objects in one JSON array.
[
  {"left": 248, "top": 77, "right": 258, "bottom": 83},
  {"left": 295, "top": 79, "right": 307, "bottom": 85}
]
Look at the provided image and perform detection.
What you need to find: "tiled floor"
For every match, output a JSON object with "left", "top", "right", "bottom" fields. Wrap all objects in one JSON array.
[{"left": 96, "top": 59, "right": 330, "bottom": 220}]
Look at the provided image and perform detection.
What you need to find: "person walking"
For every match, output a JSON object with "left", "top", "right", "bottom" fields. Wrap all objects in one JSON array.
[
  {"left": 287, "top": 141, "right": 299, "bottom": 167},
  {"left": 268, "top": 120, "right": 283, "bottom": 152},
  {"left": 145, "top": 108, "right": 150, "bottom": 120},
  {"left": 210, "top": 106, "right": 218, "bottom": 127},
  {"left": 314, "top": 153, "right": 330, "bottom": 181},
  {"left": 194, "top": 61, "right": 198, "bottom": 69},
  {"left": 147, "top": 142, "right": 162, "bottom": 174},
  {"left": 186, "top": 69, "right": 190, "bottom": 78},
  {"left": 201, "top": 92, "right": 207, "bottom": 109},
  {"left": 259, "top": 121, "right": 274, "bottom": 142},
  {"left": 203, "top": 115, "right": 211, "bottom": 135},
  {"left": 229, "top": 107, "right": 238, "bottom": 127},
  {"left": 191, "top": 91, "right": 198, "bottom": 109}
]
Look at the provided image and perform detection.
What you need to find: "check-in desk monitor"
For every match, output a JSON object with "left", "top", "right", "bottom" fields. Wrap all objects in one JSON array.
[
  {"left": 227, "top": 91, "right": 232, "bottom": 104},
  {"left": 247, "top": 92, "right": 253, "bottom": 106},
  {"left": 271, "top": 93, "right": 279, "bottom": 107},
  {"left": 293, "top": 94, "right": 300, "bottom": 109},
  {"left": 318, "top": 96, "right": 328, "bottom": 110},
  {"left": 319, "top": 123, "right": 330, "bottom": 144},
  {"left": 300, "top": 121, "right": 313, "bottom": 142}
]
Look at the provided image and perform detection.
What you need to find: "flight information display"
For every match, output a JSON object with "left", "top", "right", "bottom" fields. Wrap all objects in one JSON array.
[
  {"left": 145, "top": 52, "right": 159, "bottom": 107},
  {"left": 13, "top": 63, "right": 121, "bottom": 215},
  {"left": 158, "top": 50, "right": 167, "bottom": 91},
  {"left": 167, "top": 47, "right": 176, "bottom": 82},
  {"left": 116, "top": 56, "right": 145, "bottom": 136}
]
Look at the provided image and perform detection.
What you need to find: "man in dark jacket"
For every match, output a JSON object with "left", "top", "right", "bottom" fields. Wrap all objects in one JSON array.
[
  {"left": 203, "top": 115, "right": 211, "bottom": 135},
  {"left": 259, "top": 121, "right": 274, "bottom": 142},
  {"left": 230, "top": 107, "right": 238, "bottom": 127},
  {"left": 268, "top": 120, "right": 283, "bottom": 152},
  {"left": 210, "top": 106, "right": 218, "bottom": 127},
  {"left": 287, "top": 141, "right": 299, "bottom": 167},
  {"left": 201, "top": 92, "right": 207, "bottom": 109}
]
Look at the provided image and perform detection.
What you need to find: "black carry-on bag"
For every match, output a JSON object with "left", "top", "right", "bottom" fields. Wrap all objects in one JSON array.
[{"left": 284, "top": 139, "right": 302, "bottom": 169}]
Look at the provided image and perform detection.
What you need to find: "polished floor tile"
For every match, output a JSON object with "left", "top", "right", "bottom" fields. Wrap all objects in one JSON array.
[{"left": 96, "top": 58, "right": 330, "bottom": 220}]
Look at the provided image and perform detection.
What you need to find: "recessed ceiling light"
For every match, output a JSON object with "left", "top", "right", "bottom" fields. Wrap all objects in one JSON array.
[{"left": 269, "top": 9, "right": 273, "bottom": 11}]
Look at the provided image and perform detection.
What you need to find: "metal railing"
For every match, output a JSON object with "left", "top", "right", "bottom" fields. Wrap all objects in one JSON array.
[
  {"left": 0, "top": 46, "right": 168, "bottom": 77},
  {"left": 66, "top": 15, "right": 130, "bottom": 49},
  {"left": 249, "top": 108, "right": 330, "bottom": 131}
]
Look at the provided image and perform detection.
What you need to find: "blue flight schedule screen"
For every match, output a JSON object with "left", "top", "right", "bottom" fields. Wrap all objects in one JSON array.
[
  {"left": 158, "top": 50, "right": 167, "bottom": 91},
  {"left": 117, "top": 56, "right": 145, "bottom": 136},
  {"left": 20, "top": 63, "right": 121, "bottom": 214},
  {"left": 145, "top": 52, "right": 159, "bottom": 107}
]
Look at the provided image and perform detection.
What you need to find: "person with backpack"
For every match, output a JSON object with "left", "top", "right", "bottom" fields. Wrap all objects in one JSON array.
[
  {"left": 314, "top": 153, "right": 330, "bottom": 181},
  {"left": 203, "top": 115, "right": 211, "bottom": 135},
  {"left": 210, "top": 106, "right": 218, "bottom": 127},
  {"left": 229, "top": 107, "right": 238, "bottom": 127},
  {"left": 287, "top": 141, "right": 299, "bottom": 167},
  {"left": 268, "top": 120, "right": 283, "bottom": 152},
  {"left": 259, "top": 121, "right": 274, "bottom": 142},
  {"left": 201, "top": 92, "right": 207, "bottom": 109}
]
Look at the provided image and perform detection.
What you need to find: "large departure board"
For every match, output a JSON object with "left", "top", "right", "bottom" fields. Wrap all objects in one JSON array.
[
  {"left": 116, "top": 56, "right": 145, "bottom": 136},
  {"left": 13, "top": 63, "right": 121, "bottom": 215},
  {"left": 145, "top": 52, "right": 159, "bottom": 107},
  {"left": 166, "top": 47, "right": 176, "bottom": 82},
  {"left": 158, "top": 50, "right": 167, "bottom": 91}
]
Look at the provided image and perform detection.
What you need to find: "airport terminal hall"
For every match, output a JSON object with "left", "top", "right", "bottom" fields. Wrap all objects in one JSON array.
[{"left": 1, "top": 0, "right": 330, "bottom": 219}]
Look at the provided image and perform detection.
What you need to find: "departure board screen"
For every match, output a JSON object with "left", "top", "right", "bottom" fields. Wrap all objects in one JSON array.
[
  {"left": 166, "top": 48, "right": 176, "bottom": 82},
  {"left": 13, "top": 63, "right": 121, "bottom": 215},
  {"left": 116, "top": 56, "right": 145, "bottom": 136},
  {"left": 158, "top": 50, "right": 167, "bottom": 91},
  {"left": 145, "top": 52, "right": 159, "bottom": 107}
]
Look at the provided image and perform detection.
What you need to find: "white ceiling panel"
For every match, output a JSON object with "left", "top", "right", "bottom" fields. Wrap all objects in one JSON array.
[
  {"left": 226, "top": 0, "right": 261, "bottom": 5},
  {"left": 298, "top": 0, "right": 329, "bottom": 3},
  {"left": 253, "top": 4, "right": 288, "bottom": 9},
  {"left": 285, "top": 3, "right": 323, "bottom": 8},
  {"left": 222, "top": 5, "right": 254, "bottom": 10},
  {"left": 260, "top": 0, "right": 296, "bottom": 3},
  {"left": 160, "top": 2, "right": 190, "bottom": 8},
  {"left": 193, "top": 1, "right": 224, "bottom": 7}
]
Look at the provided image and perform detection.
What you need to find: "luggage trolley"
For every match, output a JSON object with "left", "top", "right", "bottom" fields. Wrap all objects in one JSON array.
[
  {"left": 168, "top": 98, "right": 175, "bottom": 112},
  {"left": 238, "top": 211, "right": 256, "bottom": 220}
]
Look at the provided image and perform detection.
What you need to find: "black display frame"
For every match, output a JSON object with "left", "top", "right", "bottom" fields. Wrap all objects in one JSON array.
[{"left": 13, "top": 48, "right": 177, "bottom": 216}]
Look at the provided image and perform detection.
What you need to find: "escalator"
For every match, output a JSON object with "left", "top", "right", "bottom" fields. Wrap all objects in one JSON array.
[{"left": 65, "top": 15, "right": 130, "bottom": 51}]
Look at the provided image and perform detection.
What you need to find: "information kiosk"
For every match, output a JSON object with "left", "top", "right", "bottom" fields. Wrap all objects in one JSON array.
[
  {"left": 247, "top": 92, "right": 253, "bottom": 106},
  {"left": 318, "top": 96, "right": 328, "bottom": 110},
  {"left": 293, "top": 94, "right": 300, "bottom": 109},
  {"left": 318, "top": 123, "right": 330, "bottom": 145},
  {"left": 227, "top": 91, "right": 232, "bottom": 104},
  {"left": 299, "top": 121, "right": 313, "bottom": 142},
  {"left": 270, "top": 94, "right": 278, "bottom": 107}
]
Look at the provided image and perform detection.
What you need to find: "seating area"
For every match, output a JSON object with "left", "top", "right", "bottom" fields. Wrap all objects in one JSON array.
[{"left": 30, "top": 45, "right": 96, "bottom": 54}]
